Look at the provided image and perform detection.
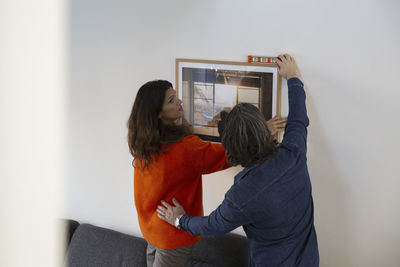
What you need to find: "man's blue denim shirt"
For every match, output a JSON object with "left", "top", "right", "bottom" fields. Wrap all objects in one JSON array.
[{"left": 180, "top": 78, "right": 319, "bottom": 267}]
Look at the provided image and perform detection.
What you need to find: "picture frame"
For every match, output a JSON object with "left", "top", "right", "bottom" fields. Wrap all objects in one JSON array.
[{"left": 176, "top": 58, "right": 282, "bottom": 142}]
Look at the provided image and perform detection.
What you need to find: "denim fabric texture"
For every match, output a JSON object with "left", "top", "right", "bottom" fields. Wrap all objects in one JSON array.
[{"left": 180, "top": 78, "right": 319, "bottom": 267}]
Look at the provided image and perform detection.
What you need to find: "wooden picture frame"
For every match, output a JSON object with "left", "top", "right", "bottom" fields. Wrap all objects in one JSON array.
[{"left": 176, "top": 58, "right": 282, "bottom": 142}]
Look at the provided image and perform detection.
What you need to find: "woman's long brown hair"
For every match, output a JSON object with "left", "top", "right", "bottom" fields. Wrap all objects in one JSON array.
[{"left": 127, "top": 80, "right": 191, "bottom": 171}]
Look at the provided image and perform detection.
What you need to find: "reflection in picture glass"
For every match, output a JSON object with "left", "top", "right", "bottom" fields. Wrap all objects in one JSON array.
[
  {"left": 238, "top": 87, "right": 260, "bottom": 107},
  {"left": 180, "top": 64, "right": 274, "bottom": 141}
]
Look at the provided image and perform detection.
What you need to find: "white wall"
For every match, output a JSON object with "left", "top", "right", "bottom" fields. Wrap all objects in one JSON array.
[
  {"left": 1, "top": 1, "right": 66, "bottom": 266},
  {"left": 64, "top": 0, "right": 400, "bottom": 266}
]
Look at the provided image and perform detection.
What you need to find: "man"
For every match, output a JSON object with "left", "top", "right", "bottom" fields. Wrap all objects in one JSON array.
[{"left": 157, "top": 54, "right": 319, "bottom": 267}]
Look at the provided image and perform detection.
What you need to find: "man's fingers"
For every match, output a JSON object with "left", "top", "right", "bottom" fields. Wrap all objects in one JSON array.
[
  {"left": 285, "top": 54, "right": 295, "bottom": 63},
  {"left": 277, "top": 54, "right": 286, "bottom": 62},
  {"left": 161, "top": 200, "right": 172, "bottom": 209},
  {"left": 157, "top": 205, "right": 165, "bottom": 212},
  {"left": 157, "top": 206, "right": 166, "bottom": 215},
  {"left": 172, "top": 198, "right": 181, "bottom": 207},
  {"left": 284, "top": 54, "right": 291, "bottom": 61}
]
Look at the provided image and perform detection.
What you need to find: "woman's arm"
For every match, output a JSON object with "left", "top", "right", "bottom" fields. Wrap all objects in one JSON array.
[{"left": 188, "top": 136, "right": 230, "bottom": 174}]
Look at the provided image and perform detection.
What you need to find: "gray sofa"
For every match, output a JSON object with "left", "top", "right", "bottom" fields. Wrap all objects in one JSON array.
[{"left": 63, "top": 219, "right": 248, "bottom": 267}]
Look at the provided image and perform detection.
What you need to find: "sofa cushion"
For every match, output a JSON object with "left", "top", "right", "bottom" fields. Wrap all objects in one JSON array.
[
  {"left": 187, "top": 259, "right": 223, "bottom": 267},
  {"left": 188, "top": 233, "right": 248, "bottom": 267},
  {"left": 65, "top": 223, "right": 147, "bottom": 267}
]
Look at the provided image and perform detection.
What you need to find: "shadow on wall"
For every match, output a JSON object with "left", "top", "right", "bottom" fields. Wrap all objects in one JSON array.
[{"left": 306, "top": 93, "right": 353, "bottom": 267}]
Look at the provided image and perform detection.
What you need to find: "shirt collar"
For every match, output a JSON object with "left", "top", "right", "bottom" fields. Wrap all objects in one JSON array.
[{"left": 234, "top": 163, "right": 259, "bottom": 184}]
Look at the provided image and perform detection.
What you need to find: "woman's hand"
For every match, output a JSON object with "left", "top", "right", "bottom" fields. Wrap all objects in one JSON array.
[
  {"left": 266, "top": 115, "right": 287, "bottom": 136},
  {"left": 157, "top": 198, "right": 186, "bottom": 226},
  {"left": 276, "top": 54, "right": 302, "bottom": 81}
]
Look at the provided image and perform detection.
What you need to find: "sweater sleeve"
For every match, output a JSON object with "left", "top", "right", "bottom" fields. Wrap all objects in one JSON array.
[
  {"left": 281, "top": 78, "right": 309, "bottom": 155},
  {"left": 188, "top": 136, "right": 230, "bottom": 175}
]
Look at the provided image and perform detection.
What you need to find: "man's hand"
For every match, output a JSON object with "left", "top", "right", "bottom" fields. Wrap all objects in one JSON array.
[
  {"left": 276, "top": 54, "right": 301, "bottom": 81},
  {"left": 157, "top": 198, "right": 186, "bottom": 227},
  {"left": 266, "top": 115, "right": 287, "bottom": 136}
]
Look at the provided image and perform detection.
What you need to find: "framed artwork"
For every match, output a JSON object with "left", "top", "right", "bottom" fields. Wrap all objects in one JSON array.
[{"left": 176, "top": 58, "right": 282, "bottom": 142}]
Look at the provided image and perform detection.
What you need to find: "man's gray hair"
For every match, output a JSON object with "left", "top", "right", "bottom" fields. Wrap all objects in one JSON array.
[{"left": 221, "top": 103, "right": 278, "bottom": 167}]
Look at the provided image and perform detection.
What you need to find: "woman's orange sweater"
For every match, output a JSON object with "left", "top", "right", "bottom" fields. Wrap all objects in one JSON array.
[{"left": 134, "top": 135, "right": 229, "bottom": 249}]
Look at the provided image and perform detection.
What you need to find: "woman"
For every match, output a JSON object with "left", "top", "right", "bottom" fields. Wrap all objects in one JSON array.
[
  {"left": 157, "top": 55, "right": 319, "bottom": 267},
  {"left": 127, "top": 80, "right": 287, "bottom": 267}
]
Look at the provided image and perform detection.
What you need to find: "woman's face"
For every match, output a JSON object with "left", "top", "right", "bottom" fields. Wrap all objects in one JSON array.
[{"left": 159, "top": 88, "right": 184, "bottom": 124}]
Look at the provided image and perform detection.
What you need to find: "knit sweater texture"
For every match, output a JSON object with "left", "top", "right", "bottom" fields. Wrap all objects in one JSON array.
[{"left": 134, "top": 135, "right": 229, "bottom": 249}]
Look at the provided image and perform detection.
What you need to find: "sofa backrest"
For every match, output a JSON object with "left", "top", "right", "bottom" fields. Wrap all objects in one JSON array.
[
  {"left": 65, "top": 223, "right": 147, "bottom": 267},
  {"left": 65, "top": 222, "right": 248, "bottom": 267}
]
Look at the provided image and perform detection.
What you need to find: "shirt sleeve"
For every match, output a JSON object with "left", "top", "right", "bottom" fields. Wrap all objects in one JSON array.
[
  {"left": 179, "top": 197, "right": 249, "bottom": 237},
  {"left": 281, "top": 78, "right": 309, "bottom": 155}
]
